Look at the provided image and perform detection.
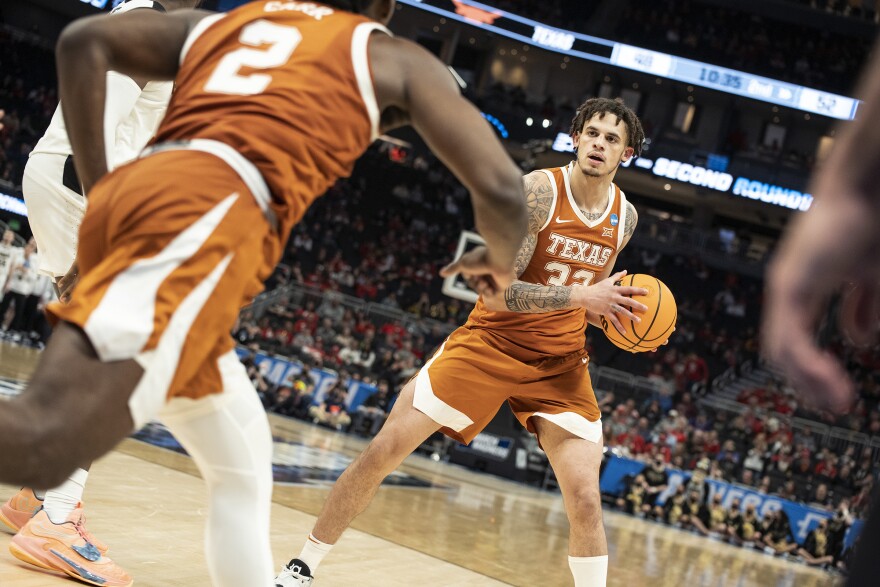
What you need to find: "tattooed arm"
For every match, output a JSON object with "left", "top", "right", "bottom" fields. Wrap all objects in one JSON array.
[
  {"left": 622, "top": 201, "right": 638, "bottom": 246},
  {"left": 485, "top": 179, "right": 647, "bottom": 323},
  {"left": 496, "top": 171, "right": 566, "bottom": 313}
]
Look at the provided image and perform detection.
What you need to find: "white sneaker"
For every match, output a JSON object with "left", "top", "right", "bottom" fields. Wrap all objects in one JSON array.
[{"left": 276, "top": 559, "right": 313, "bottom": 586}]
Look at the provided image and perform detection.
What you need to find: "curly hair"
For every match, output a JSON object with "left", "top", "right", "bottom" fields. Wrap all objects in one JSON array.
[{"left": 569, "top": 97, "right": 645, "bottom": 157}]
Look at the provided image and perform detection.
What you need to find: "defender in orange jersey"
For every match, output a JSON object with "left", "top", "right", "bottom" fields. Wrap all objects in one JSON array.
[
  {"left": 277, "top": 97, "right": 649, "bottom": 587},
  {"left": 0, "top": 1, "right": 527, "bottom": 585}
]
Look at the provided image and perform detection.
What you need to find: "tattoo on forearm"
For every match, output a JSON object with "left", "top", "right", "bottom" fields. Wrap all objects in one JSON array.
[
  {"left": 514, "top": 234, "right": 537, "bottom": 277},
  {"left": 504, "top": 281, "right": 572, "bottom": 313},
  {"left": 624, "top": 202, "right": 637, "bottom": 240}
]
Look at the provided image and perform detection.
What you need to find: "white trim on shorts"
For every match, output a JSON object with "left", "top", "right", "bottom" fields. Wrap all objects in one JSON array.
[
  {"left": 531, "top": 412, "right": 603, "bottom": 444},
  {"left": 84, "top": 193, "right": 238, "bottom": 363},
  {"left": 127, "top": 251, "right": 234, "bottom": 430},
  {"left": 412, "top": 341, "right": 474, "bottom": 432}
]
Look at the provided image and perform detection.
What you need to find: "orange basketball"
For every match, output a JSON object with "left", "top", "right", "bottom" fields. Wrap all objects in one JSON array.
[{"left": 599, "top": 273, "right": 677, "bottom": 353}]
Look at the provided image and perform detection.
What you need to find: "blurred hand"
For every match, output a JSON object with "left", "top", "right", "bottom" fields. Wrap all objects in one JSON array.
[
  {"left": 575, "top": 270, "right": 649, "bottom": 334},
  {"left": 0, "top": 109, "right": 4, "bottom": 132},
  {"left": 57, "top": 260, "right": 79, "bottom": 303},
  {"left": 440, "top": 245, "right": 515, "bottom": 298}
]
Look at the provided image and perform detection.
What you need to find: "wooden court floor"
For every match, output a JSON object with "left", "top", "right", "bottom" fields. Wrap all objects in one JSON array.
[{"left": 0, "top": 342, "right": 839, "bottom": 586}]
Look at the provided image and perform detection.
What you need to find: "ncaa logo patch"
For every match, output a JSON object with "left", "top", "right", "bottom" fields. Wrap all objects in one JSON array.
[{"left": 610, "top": 213, "right": 619, "bottom": 226}]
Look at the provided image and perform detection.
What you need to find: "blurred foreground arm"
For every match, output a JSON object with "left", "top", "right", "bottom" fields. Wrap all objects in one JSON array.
[
  {"left": 762, "top": 41, "right": 880, "bottom": 412},
  {"left": 370, "top": 36, "right": 527, "bottom": 294},
  {"left": 56, "top": 9, "right": 209, "bottom": 192}
]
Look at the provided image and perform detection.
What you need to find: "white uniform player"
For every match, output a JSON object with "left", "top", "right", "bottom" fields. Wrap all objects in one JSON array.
[
  {"left": 22, "top": 0, "right": 173, "bottom": 279},
  {"left": 0, "top": 230, "right": 23, "bottom": 293}
]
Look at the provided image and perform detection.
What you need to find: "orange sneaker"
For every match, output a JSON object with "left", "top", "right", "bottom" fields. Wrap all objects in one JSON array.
[
  {"left": 9, "top": 508, "right": 132, "bottom": 587},
  {"left": 0, "top": 488, "right": 43, "bottom": 533}
]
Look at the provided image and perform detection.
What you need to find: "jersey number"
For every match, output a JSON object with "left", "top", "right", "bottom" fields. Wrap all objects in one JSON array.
[
  {"left": 204, "top": 20, "right": 301, "bottom": 95},
  {"left": 545, "top": 261, "right": 594, "bottom": 287}
]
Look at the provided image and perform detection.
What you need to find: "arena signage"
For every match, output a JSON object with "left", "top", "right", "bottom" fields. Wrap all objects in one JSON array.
[
  {"left": 651, "top": 157, "right": 733, "bottom": 192},
  {"left": 731, "top": 178, "right": 813, "bottom": 211},
  {"left": 551, "top": 133, "right": 812, "bottom": 210},
  {"left": 531, "top": 25, "right": 575, "bottom": 52},
  {"left": 234, "top": 347, "right": 380, "bottom": 410},
  {"left": 0, "top": 193, "right": 28, "bottom": 217},
  {"left": 600, "top": 456, "right": 863, "bottom": 548},
  {"left": 396, "top": 0, "right": 860, "bottom": 120}
]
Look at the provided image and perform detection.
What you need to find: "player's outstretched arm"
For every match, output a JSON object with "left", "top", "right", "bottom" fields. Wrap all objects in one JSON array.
[
  {"left": 762, "top": 38, "right": 880, "bottom": 413},
  {"left": 56, "top": 9, "right": 210, "bottom": 192},
  {"left": 371, "top": 35, "right": 526, "bottom": 291}
]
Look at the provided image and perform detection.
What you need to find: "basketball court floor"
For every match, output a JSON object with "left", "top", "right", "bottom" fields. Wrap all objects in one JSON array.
[{"left": 0, "top": 342, "right": 838, "bottom": 586}]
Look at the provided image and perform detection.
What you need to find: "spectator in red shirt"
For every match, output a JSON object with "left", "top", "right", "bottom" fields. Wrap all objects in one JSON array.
[{"left": 683, "top": 352, "right": 709, "bottom": 392}]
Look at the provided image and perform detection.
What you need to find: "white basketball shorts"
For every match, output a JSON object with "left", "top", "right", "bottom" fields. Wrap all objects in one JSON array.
[{"left": 22, "top": 153, "right": 86, "bottom": 279}]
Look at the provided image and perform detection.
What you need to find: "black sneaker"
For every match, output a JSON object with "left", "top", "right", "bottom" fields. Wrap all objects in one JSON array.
[{"left": 276, "top": 558, "right": 313, "bottom": 586}]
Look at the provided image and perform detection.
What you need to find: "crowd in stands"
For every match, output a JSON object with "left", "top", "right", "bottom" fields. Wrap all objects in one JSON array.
[
  {"left": 236, "top": 142, "right": 763, "bottom": 392},
  {"left": 786, "top": 0, "right": 880, "bottom": 21},
  {"left": 602, "top": 392, "right": 877, "bottom": 517},
  {"left": 615, "top": 454, "right": 856, "bottom": 570},
  {"left": 616, "top": 0, "right": 871, "bottom": 94},
  {"left": 233, "top": 138, "right": 880, "bottom": 436},
  {"left": 0, "top": 228, "right": 53, "bottom": 347},
  {"left": 0, "top": 27, "right": 56, "bottom": 191},
  {"left": 0, "top": 9, "right": 876, "bottom": 572}
]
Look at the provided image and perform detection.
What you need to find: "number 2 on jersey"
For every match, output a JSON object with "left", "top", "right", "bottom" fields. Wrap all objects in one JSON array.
[
  {"left": 205, "top": 20, "right": 301, "bottom": 95},
  {"left": 545, "top": 261, "right": 594, "bottom": 287}
]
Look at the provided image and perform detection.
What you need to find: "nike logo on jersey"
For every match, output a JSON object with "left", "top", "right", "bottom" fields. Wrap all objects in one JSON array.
[
  {"left": 602, "top": 227, "right": 614, "bottom": 237},
  {"left": 555, "top": 217, "right": 575, "bottom": 224},
  {"left": 581, "top": 357, "right": 588, "bottom": 364}
]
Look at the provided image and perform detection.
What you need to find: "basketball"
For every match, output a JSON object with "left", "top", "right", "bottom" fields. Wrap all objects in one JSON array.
[{"left": 600, "top": 274, "right": 677, "bottom": 353}]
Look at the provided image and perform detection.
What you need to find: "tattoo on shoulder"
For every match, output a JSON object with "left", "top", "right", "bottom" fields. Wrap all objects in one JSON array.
[
  {"left": 524, "top": 172, "right": 555, "bottom": 233},
  {"left": 513, "top": 173, "right": 555, "bottom": 277},
  {"left": 504, "top": 282, "right": 571, "bottom": 312},
  {"left": 624, "top": 202, "right": 638, "bottom": 240}
]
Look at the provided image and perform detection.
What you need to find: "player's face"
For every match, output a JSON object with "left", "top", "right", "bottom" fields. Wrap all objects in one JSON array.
[{"left": 572, "top": 113, "right": 634, "bottom": 178}]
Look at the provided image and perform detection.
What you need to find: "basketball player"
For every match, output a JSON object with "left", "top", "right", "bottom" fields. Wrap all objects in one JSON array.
[
  {"left": 0, "top": 2, "right": 199, "bottom": 585},
  {"left": 277, "top": 97, "right": 649, "bottom": 587},
  {"left": 762, "top": 40, "right": 880, "bottom": 587},
  {"left": 0, "top": 1, "right": 527, "bottom": 585},
  {"left": 0, "top": 229, "right": 23, "bottom": 296}
]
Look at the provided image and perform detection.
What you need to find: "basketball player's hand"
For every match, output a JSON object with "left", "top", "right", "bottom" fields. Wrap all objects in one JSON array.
[
  {"left": 576, "top": 270, "right": 648, "bottom": 334},
  {"left": 57, "top": 261, "right": 79, "bottom": 304},
  {"left": 761, "top": 197, "right": 875, "bottom": 414},
  {"left": 440, "top": 245, "right": 515, "bottom": 297},
  {"left": 0, "top": 109, "right": 4, "bottom": 131}
]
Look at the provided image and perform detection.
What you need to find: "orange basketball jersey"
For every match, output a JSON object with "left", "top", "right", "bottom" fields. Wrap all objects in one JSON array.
[
  {"left": 466, "top": 161, "right": 629, "bottom": 358},
  {"left": 152, "top": 1, "right": 389, "bottom": 239}
]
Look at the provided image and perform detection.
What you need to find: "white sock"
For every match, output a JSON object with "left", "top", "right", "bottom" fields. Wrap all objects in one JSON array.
[
  {"left": 43, "top": 468, "right": 88, "bottom": 524},
  {"left": 568, "top": 555, "right": 608, "bottom": 587},
  {"left": 297, "top": 533, "right": 334, "bottom": 574}
]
